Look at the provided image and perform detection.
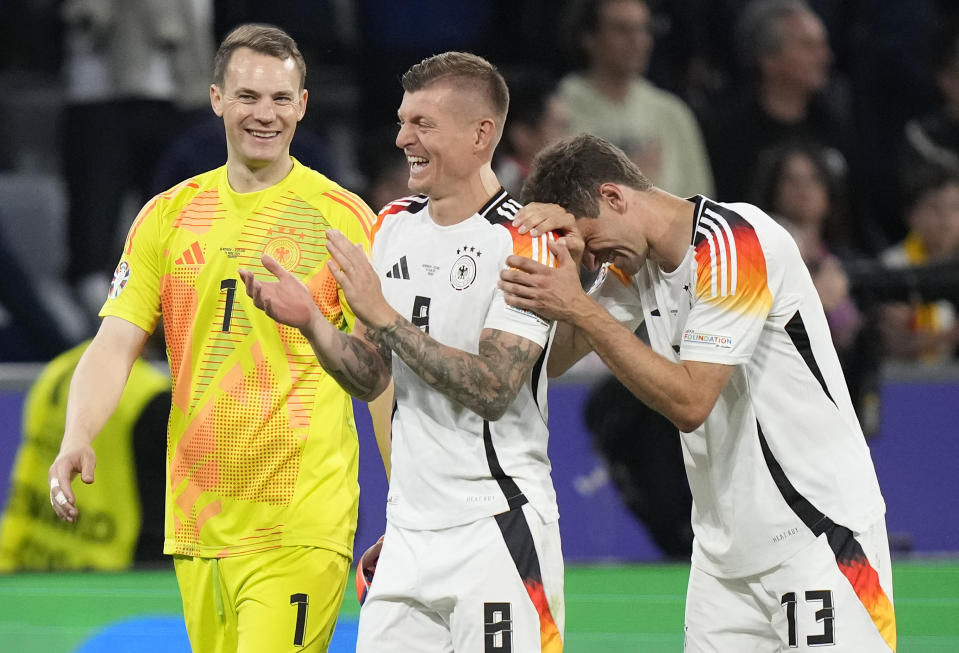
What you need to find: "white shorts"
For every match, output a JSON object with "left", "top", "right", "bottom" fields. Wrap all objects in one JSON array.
[
  {"left": 684, "top": 518, "right": 896, "bottom": 652},
  {"left": 356, "top": 504, "right": 564, "bottom": 653}
]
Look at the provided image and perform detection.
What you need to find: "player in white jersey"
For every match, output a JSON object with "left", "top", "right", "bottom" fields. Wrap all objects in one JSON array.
[
  {"left": 373, "top": 191, "right": 559, "bottom": 531},
  {"left": 499, "top": 134, "right": 896, "bottom": 652},
  {"left": 241, "top": 52, "right": 565, "bottom": 652}
]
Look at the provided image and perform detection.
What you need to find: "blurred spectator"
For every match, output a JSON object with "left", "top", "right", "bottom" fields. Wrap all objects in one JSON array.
[
  {"left": 60, "top": 0, "right": 214, "bottom": 315},
  {"left": 150, "top": 115, "right": 342, "bottom": 195},
  {"left": 494, "top": 70, "right": 571, "bottom": 197},
  {"left": 557, "top": 0, "right": 714, "bottom": 197},
  {"left": 700, "top": 0, "right": 852, "bottom": 213},
  {"left": 0, "top": 337, "right": 169, "bottom": 570},
  {"left": 880, "top": 164, "right": 959, "bottom": 363},
  {"left": 901, "top": 16, "right": 959, "bottom": 183},
  {"left": 749, "top": 140, "right": 883, "bottom": 433},
  {"left": 750, "top": 141, "right": 859, "bottom": 346}
]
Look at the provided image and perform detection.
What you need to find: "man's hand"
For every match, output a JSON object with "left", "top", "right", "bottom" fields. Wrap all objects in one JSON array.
[
  {"left": 239, "top": 255, "right": 318, "bottom": 330},
  {"left": 48, "top": 445, "right": 96, "bottom": 523},
  {"left": 511, "top": 202, "right": 575, "bottom": 236},
  {"left": 510, "top": 203, "right": 585, "bottom": 266},
  {"left": 500, "top": 237, "right": 590, "bottom": 322},
  {"left": 326, "top": 230, "right": 397, "bottom": 329}
]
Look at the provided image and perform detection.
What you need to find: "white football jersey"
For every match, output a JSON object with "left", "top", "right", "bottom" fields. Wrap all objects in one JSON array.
[
  {"left": 372, "top": 190, "right": 559, "bottom": 531},
  {"left": 592, "top": 196, "right": 886, "bottom": 577}
]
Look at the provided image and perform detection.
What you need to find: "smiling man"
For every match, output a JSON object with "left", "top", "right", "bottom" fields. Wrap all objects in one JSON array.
[
  {"left": 47, "top": 24, "right": 385, "bottom": 653},
  {"left": 241, "top": 51, "right": 566, "bottom": 653},
  {"left": 500, "top": 133, "right": 896, "bottom": 652}
]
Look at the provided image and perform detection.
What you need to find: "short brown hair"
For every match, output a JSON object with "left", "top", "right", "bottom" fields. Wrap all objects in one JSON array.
[
  {"left": 402, "top": 51, "right": 509, "bottom": 130},
  {"left": 522, "top": 133, "right": 651, "bottom": 217},
  {"left": 213, "top": 24, "right": 306, "bottom": 89}
]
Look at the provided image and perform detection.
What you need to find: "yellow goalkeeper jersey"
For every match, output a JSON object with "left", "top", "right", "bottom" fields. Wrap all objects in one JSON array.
[{"left": 101, "top": 159, "right": 375, "bottom": 559}]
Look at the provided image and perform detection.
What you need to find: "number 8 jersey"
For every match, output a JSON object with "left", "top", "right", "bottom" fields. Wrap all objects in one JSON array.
[
  {"left": 100, "top": 160, "right": 376, "bottom": 559},
  {"left": 372, "top": 189, "right": 560, "bottom": 531}
]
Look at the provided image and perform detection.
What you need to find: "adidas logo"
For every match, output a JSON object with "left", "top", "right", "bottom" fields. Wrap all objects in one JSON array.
[
  {"left": 175, "top": 241, "right": 205, "bottom": 265},
  {"left": 386, "top": 256, "right": 410, "bottom": 280}
]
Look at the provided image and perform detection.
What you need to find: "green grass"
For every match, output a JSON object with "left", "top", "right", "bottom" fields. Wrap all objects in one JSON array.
[{"left": 0, "top": 560, "right": 956, "bottom": 652}]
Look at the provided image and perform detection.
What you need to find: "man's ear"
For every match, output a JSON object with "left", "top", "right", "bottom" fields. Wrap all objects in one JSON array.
[
  {"left": 296, "top": 88, "right": 309, "bottom": 122},
  {"left": 598, "top": 182, "right": 627, "bottom": 213},
  {"left": 210, "top": 84, "right": 224, "bottom": 117},
  {"left": 474, "top": 117, "right": 496, "bottom": 150}
]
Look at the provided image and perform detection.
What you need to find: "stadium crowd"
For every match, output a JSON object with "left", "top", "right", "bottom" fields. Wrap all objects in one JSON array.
[{"left": 1, "top": 0, "right": 957, "bottom": 373}]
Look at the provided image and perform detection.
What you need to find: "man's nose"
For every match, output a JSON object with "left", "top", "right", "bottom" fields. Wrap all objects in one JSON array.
[{"left": 253, "top": 98, "right": 276, "bottom": 122}]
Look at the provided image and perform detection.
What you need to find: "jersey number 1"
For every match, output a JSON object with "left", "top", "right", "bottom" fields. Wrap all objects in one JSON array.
[
  {"left": 220, "top": 279, "right": 237, "bottom": 332},
  {"left": 290, "top": 593, "right": 308, "bottom": 647}
]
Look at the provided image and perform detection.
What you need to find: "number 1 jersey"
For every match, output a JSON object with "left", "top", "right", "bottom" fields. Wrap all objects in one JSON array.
[{"left": 100, "top": 160, "right": 376, "bottom": 559}]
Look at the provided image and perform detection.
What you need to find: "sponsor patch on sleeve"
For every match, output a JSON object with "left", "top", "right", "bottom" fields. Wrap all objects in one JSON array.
[{"left": 682, "top": 329, "right": 733, "bottom": 349}]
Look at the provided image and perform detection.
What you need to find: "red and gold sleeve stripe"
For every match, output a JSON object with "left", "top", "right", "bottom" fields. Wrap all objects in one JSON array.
[
  {"left": 323, "top": 188, "right": 376, "bottom": 242},
  {"left": 508, "top": 225, "right": 558, "bottom": 269},
  {"left": 694, "top": 207, "right": 772, "bottom": 316}
]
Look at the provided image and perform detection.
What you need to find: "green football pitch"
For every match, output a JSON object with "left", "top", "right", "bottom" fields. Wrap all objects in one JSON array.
[{"left": 1, "top": 560, "right": 956, "bottom": 652}]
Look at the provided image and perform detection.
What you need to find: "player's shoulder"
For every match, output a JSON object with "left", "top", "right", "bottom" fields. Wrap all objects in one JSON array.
[
  {"left": 157, "top": 168, "right": 219, "bottom": 205},
  {"left": 139, "top": 168, "right": 221, "bottom": 226},
  {"left": 294, "top": 165, "right": 378, "bottom": 236},
  {"left": 371, "top": 194, "right": 429, "bottom": 241},
  {"left": 480, "top": 189, "right": 560, "bottom": 266},
  {"left": 691, "top": 195, "right": 784, "bottom": 247},
  {"left": 377, "top": 194, "right": 429, "bottom": 220}
]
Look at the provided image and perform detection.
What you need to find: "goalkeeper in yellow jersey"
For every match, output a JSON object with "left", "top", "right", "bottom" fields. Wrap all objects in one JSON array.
[{"left": 48, "top": 23, "right": 391, "bottom": 653}]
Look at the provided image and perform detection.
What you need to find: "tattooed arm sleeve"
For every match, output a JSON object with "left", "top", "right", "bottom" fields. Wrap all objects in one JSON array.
[{"left": 375, "top": 317, "right": 542, "bottom": 421}]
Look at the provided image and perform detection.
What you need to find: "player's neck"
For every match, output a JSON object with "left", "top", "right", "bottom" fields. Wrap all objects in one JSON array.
[
  {"left": 226, "top": 156, "right": 295, "bottom": 194},
  {"left": 428, "top": 165, "right": 502, "bottom": 226},
  {"left": 646, "top": 189, "right": 695, "bottom": 273}
]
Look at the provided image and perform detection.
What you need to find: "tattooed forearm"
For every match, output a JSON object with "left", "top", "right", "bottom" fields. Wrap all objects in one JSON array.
[
  {"left": 362, "top": 324, "right": 394, "bottom": 368},
  {"left": 377, "top": 317, "right": 541, "bottom": 420},
  {"left": 309, "top": 330, "right": 391, "bottom": 401}
]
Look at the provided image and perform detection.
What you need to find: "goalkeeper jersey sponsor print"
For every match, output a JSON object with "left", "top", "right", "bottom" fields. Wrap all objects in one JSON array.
[
  {"left": 101, "top": 159, "right": 376, "bottom": 559},
  {"left": 591, "top": 195, "right": 886, "bottom": 578},
  {"left": 372, "top": 190, "right": 559, "bottom": 530}
]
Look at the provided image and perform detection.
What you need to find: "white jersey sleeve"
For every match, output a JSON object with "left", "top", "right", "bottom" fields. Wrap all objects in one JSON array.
[
  {"left": 484, "top": 230, "right": 557, "bottom": 348},
  {"left": 679, "top": 202, "right": 778, "bottom": 364}
]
